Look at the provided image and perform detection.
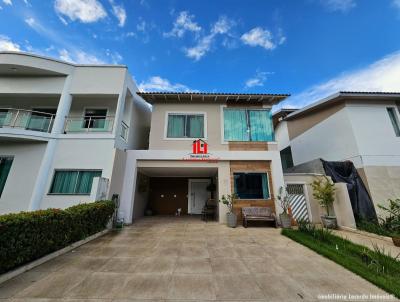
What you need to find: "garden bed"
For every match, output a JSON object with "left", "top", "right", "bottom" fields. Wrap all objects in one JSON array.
[{"left": 282, "top": 227, "right": 400, "bottom": 298}]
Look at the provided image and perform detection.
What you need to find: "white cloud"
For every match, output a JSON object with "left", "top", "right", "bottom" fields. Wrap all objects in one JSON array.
[
  {"left": 54, "top": 0, "right": 107, "bottom": 23},
  {"left": 0, "top": 35, "right": 20, "bottom": 51},
  {"left": 164, "top": 11, "right": 201, "bottom": 38},
  {"left": 185, "top": 15, "right": 235, "bottom": 61},
  {"left": 106, "top": 49, "right": 123, "bottom": 64},
  {"left": 241, "top": 27, "right": 278, "bottom": 50},
  {"left": 320, "top": 0, "right": 356, "bottom": 12},
  {"left": 58, "top": 48, "right": 105, "bottom": 64},
  {"left": 211, "top": 16, "right": 234, "bottom": 35},
  {"left": 2, "top": 0, "right": 12, "bottom": 5},
  {"left": 109, "top": 0, "right": 126, "bottom": 27},
  {"left": 282, "top": 51, "right": 400, "bottom": 108},
  {"left": 393, "top": 0, "right": 400, "bottom": 10},
  {"left": 245, "top": 71, "right": 273, "bottom": 89},
  {"left": 185, "top": 35, "right": 214, "bottom": 61},
  {"left": 137, "top": 20, "right": 146, "bottom": 32},
  {"left": 138, "top": 76, "right": 194, "bottom": 92},
  {"left": 25, "top": 17, "right": 35, "bottom": 27}
]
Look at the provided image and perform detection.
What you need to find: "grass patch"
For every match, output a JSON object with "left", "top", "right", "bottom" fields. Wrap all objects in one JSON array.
[{"left": 282, "top": 228, "right": 400, "bottom": 298}]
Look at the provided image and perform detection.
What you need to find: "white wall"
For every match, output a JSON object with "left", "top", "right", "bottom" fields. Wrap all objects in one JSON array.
[
  {"left": 0, "top": 142, "right": 47, "bottom": 214},
  {"left": 290, "top": 107, "right": 360, "bottom": 165},
  {"left": 40, "top": 139, "right": 116, "bottom": 209},
  {"left": 0, "top": 77, "right": 65, "bottom": 94},
  {"left": 275, "top": 121, "right": 290, "bottom": 151},
  {"left": 347, "top": 102, "right": 400, "bottom": 166}
]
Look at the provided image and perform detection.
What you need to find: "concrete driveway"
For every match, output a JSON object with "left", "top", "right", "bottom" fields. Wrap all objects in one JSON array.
[{"left": 0, "top": 216, "right": 391, "bottom": 301}]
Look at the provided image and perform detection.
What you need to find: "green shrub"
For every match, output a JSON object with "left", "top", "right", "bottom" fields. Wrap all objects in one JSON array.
[{"left": 0, "top": 200, "right": 114, "bottom": 274}]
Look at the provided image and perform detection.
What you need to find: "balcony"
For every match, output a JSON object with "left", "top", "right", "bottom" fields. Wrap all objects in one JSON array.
[
  {"left": 64, "top": 116, "right": 115, "bottom": 133},
  {"left": 0, "top": 108, "right": 55, "bottom": 133}
]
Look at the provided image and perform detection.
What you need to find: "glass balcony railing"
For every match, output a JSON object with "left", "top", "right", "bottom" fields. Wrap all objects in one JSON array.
[
  {"left": 0, "top": 109, "right": 55, "bottom": 133},
  {"left": 64, "top": 116, "right": 115, "bottom": 133}
]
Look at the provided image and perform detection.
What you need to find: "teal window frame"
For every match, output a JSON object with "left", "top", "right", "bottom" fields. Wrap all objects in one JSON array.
[
  {"left": 166, "top": 113, "right": 205, "bottom": 139},
  {"left": 233, "top": 172, "right": 270, "bottom": 200},
  {"left": 49, "top": 170, "right": 102, "bottom": 195},
  {"left": 223, "top": 108, "right": 274, "bottom": 142},
  {"left": 0, "top": 156, "right": 13, "bottom": 197}
]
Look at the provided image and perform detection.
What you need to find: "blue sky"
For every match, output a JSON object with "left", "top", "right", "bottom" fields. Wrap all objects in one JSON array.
[{"left": 1, "top": 0, "right": 400, "bottom": 108}]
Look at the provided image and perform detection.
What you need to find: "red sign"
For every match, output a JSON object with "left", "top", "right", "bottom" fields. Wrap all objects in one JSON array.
[
  {"left": 192, "top": 139, "right": 208, "bottom": 154},
  {"left": 183, "top": 139, "right": 219, "bottom": 162}
]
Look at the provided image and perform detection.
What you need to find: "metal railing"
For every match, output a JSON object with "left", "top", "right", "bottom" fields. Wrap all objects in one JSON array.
[
  {"left": 0, "top": 108, "right": 55, "bottom": 133},
  {"left": 64, "top": 116, "right": 115, "bottom": 133},
  {"left": 120, "top": 121, "right": 129, "bottom": 141}
]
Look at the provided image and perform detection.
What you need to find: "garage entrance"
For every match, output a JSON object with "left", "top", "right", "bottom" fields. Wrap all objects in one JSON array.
[{"left": 135, "top": 166, "right": 218, "bottom": 218}]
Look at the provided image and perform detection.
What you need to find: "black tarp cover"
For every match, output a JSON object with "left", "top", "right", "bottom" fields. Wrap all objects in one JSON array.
[{"left": 321, "top": 159, "right": 377, "bottom": 222}]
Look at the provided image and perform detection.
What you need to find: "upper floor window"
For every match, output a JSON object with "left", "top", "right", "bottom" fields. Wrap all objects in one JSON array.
[
  {"left": 84, "top": 109, "right": 108, "bottom": 129},
  {"left": 0, "top": 157, "right": 13, "bottom": 197},
  {"left": 166, "top": 113, "right": 205, "bottom": 138},
  {"left": 49, "top": 170, "right": 102, "bottom": 195},
  {"left": 223, "top": 108, "right": 273, "bottom": 142},
  {"left": 387, "top": 107, "right": 400, "bottom": 137}
]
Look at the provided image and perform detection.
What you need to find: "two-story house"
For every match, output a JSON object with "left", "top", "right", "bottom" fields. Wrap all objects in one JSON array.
[
  {"left": 0, "top": 52, "right": 151, "bottom": 214},
  {"left": 116, "top": 92, "right": 289, "bottom": 224},
  {"left": 274, "top": 91, "right": 400, "bottom": 216}
]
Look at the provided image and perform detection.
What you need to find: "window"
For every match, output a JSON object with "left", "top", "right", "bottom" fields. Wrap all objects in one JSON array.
[
  {"left": 387, "top": 107, "right": 400, "bottom": 137},
  {"left": 280, "top": 146, "right": 294, "bottom": 170},
  {"left": 84, "top": 109, "right": 108, "bottom": 129},
  {"left": 49, "top": 170, "right": 102, "bottom": 194},
  {"left": 223, "top": 108, "right": 273, "bottom": 142},
  {"left": 0, "top": 157, "right": 13, "bottom": 197},
  {"left": 166, "top": 113, "right": 204, "bottom": 138},
  {"left": 234, "top": 172, "right": 270, "bottom": 199}
]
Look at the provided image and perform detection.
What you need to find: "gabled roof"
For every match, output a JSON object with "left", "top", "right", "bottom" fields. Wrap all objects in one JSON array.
[
  {"left": 137, "top": 92, "right": 290, "bottom": 105},
  {"left": 285, "top": 91, "right": 400, "bottom": 120}
]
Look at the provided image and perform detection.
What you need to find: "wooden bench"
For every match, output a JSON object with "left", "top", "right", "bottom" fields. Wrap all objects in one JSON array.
[{"left": 242, "top": 207, "right": 277, "bottom": 228}]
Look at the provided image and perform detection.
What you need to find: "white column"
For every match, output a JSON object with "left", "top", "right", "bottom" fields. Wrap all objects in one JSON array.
[
  {"left": 112, "top": 82, "right": 128, "bottom": 138},
  {"left": 270, "top": 151, "right": 285, "bottom": 215},
  {"left": 52, "top": 75, "right": 73, "bottom": 134},
  {"left": 217, "top": 161, "right": 231, "bottom": 223},
  {"left": 28, "top": 75, "right": 73, "bottom": 210},
  {"left": 119, "top": 153, "right": 137, "bottom": 224}
]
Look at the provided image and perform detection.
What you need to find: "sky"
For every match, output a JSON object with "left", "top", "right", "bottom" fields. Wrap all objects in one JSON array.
[{"left": 1, "top": 0, "right": 400, "bottom": 109}]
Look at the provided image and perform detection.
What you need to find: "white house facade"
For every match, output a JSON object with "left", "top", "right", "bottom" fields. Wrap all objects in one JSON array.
[
  {"left": 0, "top": 52, "right": 151, "bottom": 214},
  {"left": 116, "top": 92, "right": 288, "bottom": 224},
  {"left": 274, "top": 92, "right": 400, "bottom": 215}
]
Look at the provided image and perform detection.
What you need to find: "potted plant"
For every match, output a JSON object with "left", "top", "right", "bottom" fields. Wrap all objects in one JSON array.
[
  {"left": 311, "top": 176, "right": 337, "bottom": 229},
  {"left": 219, "top": 194, "right": 238, "bottom": 228},
  {"left": 378, "top": 199, "right": 400, "bottom": 247},
  {"left": 277, "top": 185, "right": 292, "bottom": 228}
]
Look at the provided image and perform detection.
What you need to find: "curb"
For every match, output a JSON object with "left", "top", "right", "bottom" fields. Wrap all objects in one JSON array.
[
  {"left": 0, "top": 228, "right": 110, "bottom": 285},
  {"left": 338, "top": 226, "right": 393, "bottom": 243}
]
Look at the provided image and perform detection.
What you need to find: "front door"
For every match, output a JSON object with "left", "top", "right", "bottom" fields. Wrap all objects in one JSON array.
[{"left": 188, "top": 179, "right": 210, "bottom": 214}]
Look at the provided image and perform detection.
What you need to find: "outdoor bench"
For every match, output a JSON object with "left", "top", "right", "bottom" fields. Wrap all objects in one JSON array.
[{"left": 242, "top": 206, "right": 277, "bottom": 228}]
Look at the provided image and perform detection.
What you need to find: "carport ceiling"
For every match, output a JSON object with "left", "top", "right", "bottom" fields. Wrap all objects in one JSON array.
[{"left": 138, "top": 167, "right": 218, "bottom": 177}]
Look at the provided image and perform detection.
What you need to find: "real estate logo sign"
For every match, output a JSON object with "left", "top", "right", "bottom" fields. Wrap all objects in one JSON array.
[{"left": 183, "top": 139, "right": 219, "bottom": 162}]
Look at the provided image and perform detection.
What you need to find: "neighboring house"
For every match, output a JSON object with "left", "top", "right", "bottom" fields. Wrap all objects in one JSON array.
[
  {"left": 116, "top": 92, "right": 289, "bottom": 224},
  {"left": 0, "top": 52, "right": 151, "bottom": 214},
  {"left": 274, "top": 91, "right": 400, "bottom": 216}
]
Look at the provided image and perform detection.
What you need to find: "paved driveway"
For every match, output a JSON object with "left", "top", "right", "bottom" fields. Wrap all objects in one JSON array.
[{"left": 0, "top": 216, "right": 391, "bottom": 301}]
